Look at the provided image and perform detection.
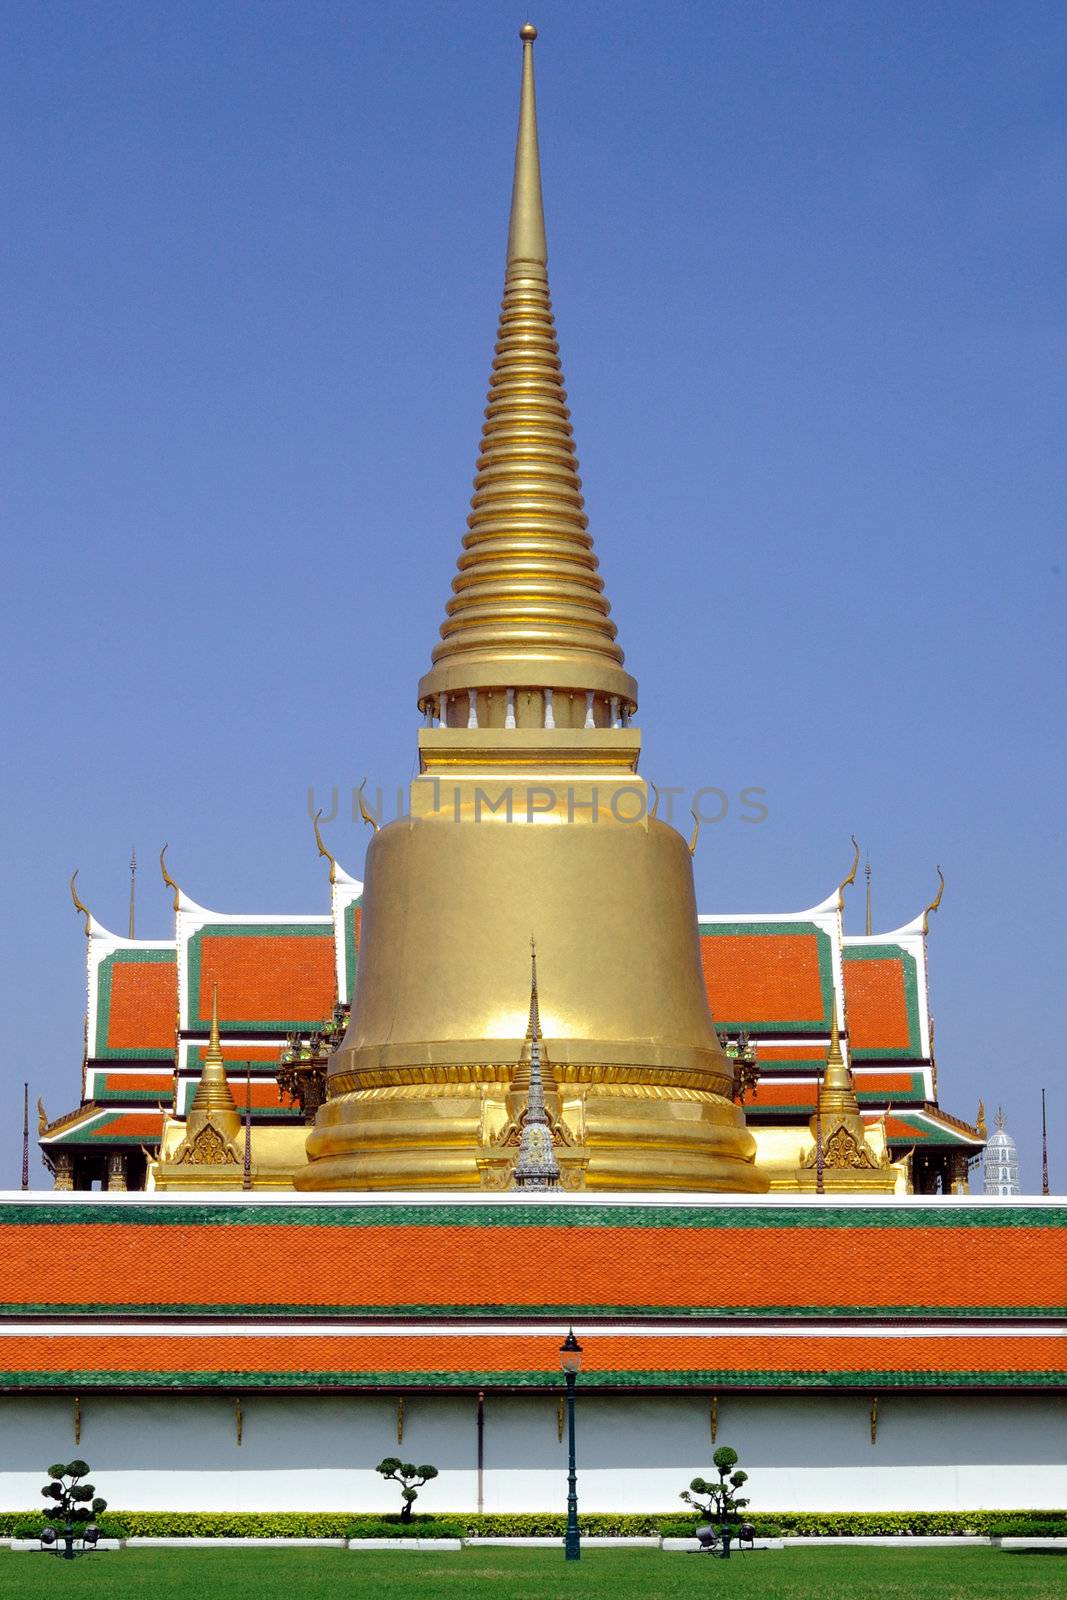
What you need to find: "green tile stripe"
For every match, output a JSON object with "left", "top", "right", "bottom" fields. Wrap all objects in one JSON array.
[
  {"left": 698, "top": 923, "right": 834, "bottom": 1033},
  {"left": 185, "top": 1050, "right": 283, "bottom": 1070},
  {"left": 843, "top": 944, "right": 923, "bottom": 1060},
  {"left": 2, "top": 1202, "right": 1060, "bottom": 1229},
  {"left": 0, "top": 1301, "right": 1059, "bottom": 1320},
  {"left": 343, "top": 898, "right": 361, "bottom": 1002},
  {"left": 187, "top": 924, "right": 333, "bottom": 1032},
  {"left": 0, "top": 1369, "right": 1060, "bottom": 1392},
  {"left": 94, "top": 948, "right": 177, "bottom": 1060},
  {"left": 91, "top": 1087, "right": 175, "bottom": 1106}
]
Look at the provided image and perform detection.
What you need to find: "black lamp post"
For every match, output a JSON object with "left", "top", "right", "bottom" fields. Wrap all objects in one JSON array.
[{"left": 559, "top": 1328, "right": 583, "bottom": 1561}]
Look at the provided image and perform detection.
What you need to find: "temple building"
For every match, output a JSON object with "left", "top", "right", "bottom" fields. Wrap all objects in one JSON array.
[
  {"left": 7, "top": 25, "right": 1061, "bottom": 1519},
  {"left": 41, "top": 841, "right": 984, "bottom": 1195}
]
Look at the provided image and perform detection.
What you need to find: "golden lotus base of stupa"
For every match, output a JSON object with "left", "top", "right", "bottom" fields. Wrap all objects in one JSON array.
[{"left": 295, "top": 1077, "right": 766, "bottom": 1192}]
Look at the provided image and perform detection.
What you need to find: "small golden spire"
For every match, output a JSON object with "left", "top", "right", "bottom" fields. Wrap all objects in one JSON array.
[
  {"left": 128, "top": 847, "right": 137, "bottom": 939},
  {"left": 922, "top": 866, "right": 945, "bottom": 934},
  {"left": 804, "top": 989, "right": 882, "bottom": 1176},
  {"left": 167, "top": 982, "right": 242, "bottom": 1168},
  {"left": 822, "top": 990, "right": 854, "bottom": 1100},
  {"left": 864, "top": 852, "right": 872, "bottom": 937},
  {"left": 977, "top": 1100, "right": 989, "bottom": 1138},
  {"left": 190, "top": 984, "right": 239, "bottom": 1118},
  {"left": 69, "top": 871, "right": 91, "bottom": 937},
  {"left": 160, "top": 844, "right": 180, "bottom": 912}
]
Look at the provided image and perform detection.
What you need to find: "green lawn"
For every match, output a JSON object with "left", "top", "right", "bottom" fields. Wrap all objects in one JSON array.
[{"left": 0, "top": 1546, "right": 1062, "bottom": 1600}]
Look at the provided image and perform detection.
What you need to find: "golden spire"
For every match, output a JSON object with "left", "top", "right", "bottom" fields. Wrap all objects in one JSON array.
[
  {"left": 189, "top": 984, "right": 239, "bottom": 1118},
  {"left": 508, "top": 25, "right": 547, "bottom": 270},
  {"left": 820, "top": 992, "right": 855, "bottom": 1104},
  {"left": 864, "top": 853, "right": 872, "bottom": 936},
  {"left": 804, "top": 990, "right": 883, "bottom": 1178},
  {"left": 128, "top": 847, "right": 137, "bottom": 939},
  {"left": 417, "top": 23, "right": 637, "bottom": 720}
]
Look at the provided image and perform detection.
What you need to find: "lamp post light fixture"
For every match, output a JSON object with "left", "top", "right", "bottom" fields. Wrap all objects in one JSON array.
[{"left": 559, "top": 1328, "right": 583, "bottom": 1561}]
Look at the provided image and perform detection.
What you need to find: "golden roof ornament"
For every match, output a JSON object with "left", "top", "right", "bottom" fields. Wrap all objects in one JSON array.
[
  {"left": 922, "top": 866, "right": 945, "bottom": 934},
  {"left": 356, "top": 778, "right": 380, "bottom": 833},
  {"left": 69, "top": 871, "right": 91, "bottom": 937},
  {"left": 836, "top": 836, "right": 860, "bottom": 913},
  {"left": 159, "top": 844, "right": 181, "bottom": 913},
  {"left": 313, "top": 809, "right": 337, "bottom": 884}
]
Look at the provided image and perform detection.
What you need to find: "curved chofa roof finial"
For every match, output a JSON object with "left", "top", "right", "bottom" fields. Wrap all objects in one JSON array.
[
  {"left": 922, "top": 865, "right": 945, "bottom": 935},
  {"left": 159, "top": 843, "right": 181, "bottom": 913},
  {"left": 69, "top": 871, "right": 91, "bottom": 937},
  {"left": 688, "top": 804, "right": 700, "bottom": 856},
  {"left": 313, "top": 808, "right": 338, "bottom": 884},
  {"left": 356, "top": 778, "right": 380, "bottom": 834},
  {"left": 836, "top": 835, "right": 860, "bottom": 913}
]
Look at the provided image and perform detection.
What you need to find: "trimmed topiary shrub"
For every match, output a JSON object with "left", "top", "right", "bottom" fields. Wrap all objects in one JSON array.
[{"left": 375, "top": 1459, "right": 439, "bottom": 1524}]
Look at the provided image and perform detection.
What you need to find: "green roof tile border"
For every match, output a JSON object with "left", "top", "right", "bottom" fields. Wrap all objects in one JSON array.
[
  {"left": 1, "top": 1202, "right": 1062, "bottom": 1228},
  {"left": 343, "top": 899, "right": 361, "bottom": 1003},
  {"left": 0, "top": 1368, "right": 1061, "bottom": 1392}
]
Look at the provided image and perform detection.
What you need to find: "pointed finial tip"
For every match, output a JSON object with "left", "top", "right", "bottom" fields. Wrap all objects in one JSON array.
[{"left": 519, "top": 23, "right": 537, "bottom": 42}]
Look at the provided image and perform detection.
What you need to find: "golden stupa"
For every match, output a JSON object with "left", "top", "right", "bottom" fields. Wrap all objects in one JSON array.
[{"left": 297, "top": 25, "right": 765, "bottom": 1193}]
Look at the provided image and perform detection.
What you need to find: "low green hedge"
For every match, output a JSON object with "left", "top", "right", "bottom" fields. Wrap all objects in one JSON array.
[{"left": 0, "top": 1508, "right": 1062, "bottom": 1540}]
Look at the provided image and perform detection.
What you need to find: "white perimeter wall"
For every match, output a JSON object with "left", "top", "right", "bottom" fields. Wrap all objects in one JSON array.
[{"left": 0, "top": 1393, "right": 1063, "bottom": 1514}]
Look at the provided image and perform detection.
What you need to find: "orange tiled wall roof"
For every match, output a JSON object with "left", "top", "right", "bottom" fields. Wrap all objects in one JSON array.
[
  {"left": 701, "top": 932, "right": 826, "bottom": 1027},
  {"left": 845, "top": 957, "right": 912, "bottom": 1052}
]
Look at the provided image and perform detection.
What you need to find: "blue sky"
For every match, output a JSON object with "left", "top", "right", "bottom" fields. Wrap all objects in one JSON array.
[{"left": 3, "top": 1, "right": 1064, "bottom": 1188}]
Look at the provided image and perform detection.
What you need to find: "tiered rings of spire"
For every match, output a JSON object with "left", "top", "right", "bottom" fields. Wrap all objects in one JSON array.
[{"left": 417, "top": 23, "right": 637, "bottom": 732}]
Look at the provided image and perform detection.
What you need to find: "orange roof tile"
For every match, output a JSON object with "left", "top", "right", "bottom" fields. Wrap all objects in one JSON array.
[
  {"left": 193, "top": 933, "right": 334, "bottom": 1028},
  {"left": 101, "top": 959, "right": 177, "bottom": 1054},
  {"left": 845, "top": 956, "right": 913, "bottom": 1052},
  {"left": 700, "top": 932, "right": 828, "bottom": 1028},
  {"left": 0, "top": 1214, "right": 1059, "bottom": 1316}
]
